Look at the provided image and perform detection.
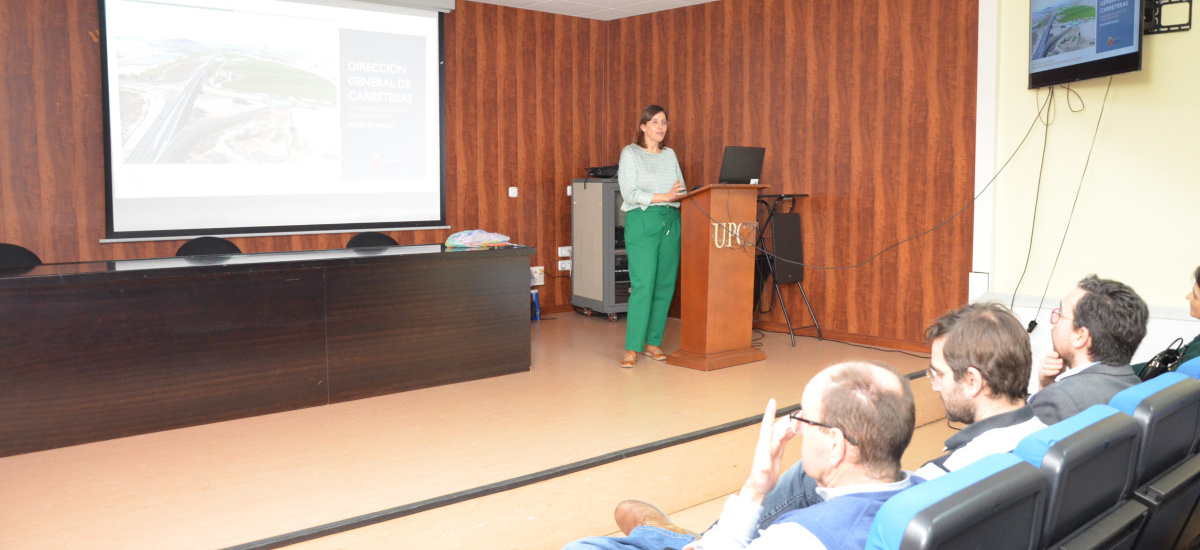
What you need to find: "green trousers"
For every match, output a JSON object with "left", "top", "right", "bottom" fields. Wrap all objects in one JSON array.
[{"left": 624, "top": 206, "right": 681, "bottom": 352}]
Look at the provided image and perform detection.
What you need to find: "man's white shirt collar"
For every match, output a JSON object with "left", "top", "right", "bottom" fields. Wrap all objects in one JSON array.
[
  {"left": 814, "top": 471, "right": 914, "bottom": 502},
  {"left": 1055, "top": 361, "right": 1099, "bottom": 382}
]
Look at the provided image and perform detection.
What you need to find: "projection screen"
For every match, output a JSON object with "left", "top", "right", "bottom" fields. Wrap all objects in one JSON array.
[{"left": 100, "top": 0, "right": 446, "bottom": 240}]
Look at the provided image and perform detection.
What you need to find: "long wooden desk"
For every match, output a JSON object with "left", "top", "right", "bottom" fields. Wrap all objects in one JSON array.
[{"left": 0, "top": 244, "right": 534, "bottom": 457}]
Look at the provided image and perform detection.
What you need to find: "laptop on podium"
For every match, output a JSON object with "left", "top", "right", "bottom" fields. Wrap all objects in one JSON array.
[{"left": 717, "top": 146, "right": 765, "bottom": 184}]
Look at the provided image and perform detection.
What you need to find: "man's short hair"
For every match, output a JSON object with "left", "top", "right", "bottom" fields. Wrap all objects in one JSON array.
[
  {"left": 1074, "top": 275, "right": 1148, "bottom": 366},
  {"left": 924, "top": 302, "right": 1032, "bottom": 402},
  {"left": 820, "top": 362, "right": 914, "bottom": 477}
]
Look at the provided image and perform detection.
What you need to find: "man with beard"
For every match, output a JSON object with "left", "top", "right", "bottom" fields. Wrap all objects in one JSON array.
[
  {"left": 750, "top": 302, "right": 1048, "bottom": 522},
  {"left": 1031, "top": 275, "right": 1148, "bottom": 425},
  {"left": 913, "top": 302, "right": 1046, "bottom": 479},
  {"left": 597, "top": 302, "right": 1045, "bottom": 545}
]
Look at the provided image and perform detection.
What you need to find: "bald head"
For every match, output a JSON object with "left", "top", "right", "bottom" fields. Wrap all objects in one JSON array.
[{"left": 807, "top": 362, "right": 915, "bottom": 478}]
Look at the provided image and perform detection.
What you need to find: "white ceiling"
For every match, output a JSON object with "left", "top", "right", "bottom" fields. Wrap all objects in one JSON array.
[{"left": 467, "top": 0, "right": 719, "bottom": 21}]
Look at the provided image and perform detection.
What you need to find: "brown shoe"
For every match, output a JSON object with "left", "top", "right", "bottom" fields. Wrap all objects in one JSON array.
[
  {"left": 643, "top": 345, "right": 667, "bottom": 361},
  {"left": 619, "top": 351, "right": 637, "bottom": 368},
  {"left": 614, "top": 500, "right": 698, "bottom": 537}
]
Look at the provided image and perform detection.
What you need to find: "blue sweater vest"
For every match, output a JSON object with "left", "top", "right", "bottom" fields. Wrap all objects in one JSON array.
[{"left": 772, "top": 483, "right": 917, "bottom": 550}]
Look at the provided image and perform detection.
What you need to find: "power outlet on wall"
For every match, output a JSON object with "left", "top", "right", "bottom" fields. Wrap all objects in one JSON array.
[
  {"left": 558, "top": 260, "right": 572, "bottom": 272},
  {"left": 531, "top": 266, "right": 545, "bottom": 286},
  {"left": 558, "top": 246, "right": 572, "bottom": 258}
]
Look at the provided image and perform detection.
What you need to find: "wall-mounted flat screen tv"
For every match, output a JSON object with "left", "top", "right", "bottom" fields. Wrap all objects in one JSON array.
[{"left": 1029, "top": 0, "right": 1144, "bottom": 89}]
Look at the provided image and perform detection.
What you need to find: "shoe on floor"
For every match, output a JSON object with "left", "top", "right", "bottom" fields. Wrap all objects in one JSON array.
[
  {"left": 643, "top": 345, "right": 667, "bottom": 361},
  {"left": 614, "top": 499, "right": 698, "bottom": 537},
  {"left": 620, "top": 350, "right": 637, "bottom": 368}
]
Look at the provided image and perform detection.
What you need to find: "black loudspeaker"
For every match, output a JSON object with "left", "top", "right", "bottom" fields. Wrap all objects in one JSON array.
[{"left": 769, "top": 212, "right": 804, "bottom": 283}]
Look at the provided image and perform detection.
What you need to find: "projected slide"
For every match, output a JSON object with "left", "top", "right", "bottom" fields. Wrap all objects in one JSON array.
[
  {"left": 117, "top": 25, "right": 338, "bottom": 166},
  {"left": 103, "top": 0, "right": 444, "bottom": 237},
  {"left": 340, "top": 31, "right": 427, "bottom": 180},
  {"left": 1030, "top": 0, "right": 1139, "bottom": 72}
]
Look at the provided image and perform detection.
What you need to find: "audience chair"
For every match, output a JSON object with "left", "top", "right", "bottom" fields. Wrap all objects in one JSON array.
[
  {"left": 1109, "top": 373, "right": 1200, "bottom": 487},
  {"left": 175, "top": 236, "right": 242, "bottom": 257},
  {"left": 346, "top": 231, "right": 399, "bottom": 248},
  {"left": 1174, "top": 490, "right": 1200, "bottom": 550},
  {"left": 1128, "top": 453, "right": 1200, "bottom": 550},
  {"left": 1048, "top": 501, "right": 1151, "bottom": 550},
  {"left": 1013, "top": 405, "right": 1145, "bottom": 549},
  {"left": 0, "top": 243, "right": 42, "bottom": 268},
  {"left": 865, "top": 453, "right": 1046, "bottom": 550},
  {"left": 1109, "top": 373, "right": 1200, "bottom": 550},
  {"left": 1177, "top": 358, "right": 1200, "bottom": 381}
]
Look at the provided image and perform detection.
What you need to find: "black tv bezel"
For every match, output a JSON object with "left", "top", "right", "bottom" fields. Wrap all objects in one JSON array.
[
  {"left": 99, "top": 1, "right": 449, "bottom": 241},
  {"left": 1027, "top": 0, "right": 1145, "bottom": 90}
]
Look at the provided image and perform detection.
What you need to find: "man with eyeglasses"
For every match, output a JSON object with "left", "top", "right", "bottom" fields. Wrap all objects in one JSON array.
[
  {"left": 724, "top": 302, "right": 1044, "bottom": 533},
  {"left": 562, "top": 361, "right": 918, "bottom": 550},
  {"left": 1029, "top": 275, "right": 1147, "bottom": 424},
  {"left": 568, "top": 303, "right": 1049, "bottom": 549},
  {"left": 913, "top": 302, "right": 1046, "bottom": 479}
]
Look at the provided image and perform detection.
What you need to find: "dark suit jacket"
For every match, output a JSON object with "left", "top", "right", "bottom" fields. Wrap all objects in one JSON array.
[{"left": 1029, "top": 363, "right": 1142, "bottom": 424}]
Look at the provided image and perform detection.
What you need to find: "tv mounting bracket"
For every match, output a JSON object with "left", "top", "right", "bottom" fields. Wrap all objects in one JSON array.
[{"left": 1145, "top": 0, "right": 1192, "bottom": 34}]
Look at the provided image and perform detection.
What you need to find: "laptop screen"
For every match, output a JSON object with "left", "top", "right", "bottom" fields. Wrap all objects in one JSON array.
[{"left": 717, "top": 146, "right": 765, "bottom": 184}]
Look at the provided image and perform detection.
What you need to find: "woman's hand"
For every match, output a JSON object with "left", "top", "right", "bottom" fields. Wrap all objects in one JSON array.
[{"left": 651, "top": 179, "right": 688, "bottom": 203}]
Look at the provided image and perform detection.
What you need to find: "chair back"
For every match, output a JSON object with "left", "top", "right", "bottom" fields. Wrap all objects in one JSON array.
[
  {"left": 1109, "top": 373, "right": 1200, "bottom": 487},
  {"left": 1014, "top": 405, "right": 1141, "bottom": 545},
  {"left": 1176, "top": 358, "right": 1200, "bottom": 381},
  {"left": 346, "top": 232, "right": 399, "bottom": 248},
  {"left": 866, "top": 453, "right": 1046, "bottom": 550},
  {"left": 0, "top": 243, "right": 42, "bottom": 268},
  {"left": 176, "top": 237, "right": 242, "bottom": 257}
]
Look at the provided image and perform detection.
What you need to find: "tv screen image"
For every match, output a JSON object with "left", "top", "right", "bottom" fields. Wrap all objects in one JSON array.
[{"left": 1028, "top": 0, "right": 1143, "bottom": 89}]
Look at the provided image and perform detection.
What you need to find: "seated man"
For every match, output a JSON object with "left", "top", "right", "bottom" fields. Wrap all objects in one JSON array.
[
  {"left": 1031, "top": 275, "right": 1148, "bottom": 424},
  {"left": 914, "top": 302, "right": 1047, "bottom": 478},
  {"left": 604, "top": 302, "right": 1048, "bottom": 542},
  {"left": 563, "top": 361, "right": 918, "bottom": 550}
]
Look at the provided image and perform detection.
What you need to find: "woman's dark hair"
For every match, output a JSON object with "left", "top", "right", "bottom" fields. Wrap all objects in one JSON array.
[{"left": 633, "top": 105, "right": 668, "bottom": 149}]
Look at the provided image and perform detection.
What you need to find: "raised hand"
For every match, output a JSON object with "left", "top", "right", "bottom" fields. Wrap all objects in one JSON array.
[{"left": 738, "top": 399, "right": 800, "bottom": 504}]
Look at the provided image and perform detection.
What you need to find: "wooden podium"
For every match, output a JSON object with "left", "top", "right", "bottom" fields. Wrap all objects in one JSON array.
[{"left": 667, "top": 184, "right": 768, "bottom": 371}]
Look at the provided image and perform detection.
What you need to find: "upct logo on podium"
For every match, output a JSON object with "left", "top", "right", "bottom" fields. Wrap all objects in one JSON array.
[{"left": 711, "top": 222, "right": 757, "bottom": 249}]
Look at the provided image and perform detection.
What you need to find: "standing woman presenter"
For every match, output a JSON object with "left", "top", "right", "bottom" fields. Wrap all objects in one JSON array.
[{"left": 616, "top": 105, "right": 688, "bottom": 368}]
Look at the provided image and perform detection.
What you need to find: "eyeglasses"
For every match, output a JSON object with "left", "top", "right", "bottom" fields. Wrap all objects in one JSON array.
[
  {"left": 925, "top": 366, "right": 943, "bottom": 381},
  {"left": 1050, "top": 307, "right": 1073, "bottom": 324},
  {"left": 789, "top": 411, "right": 859, "bottom": 446},
  {"left": 646, "top": 119, "right": 670, "bottom": 127}
]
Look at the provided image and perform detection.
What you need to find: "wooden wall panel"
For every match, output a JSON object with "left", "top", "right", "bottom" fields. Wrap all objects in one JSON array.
[
  {"left": 442, "top": 3, "right": 608, "bottom": 310},
  {"left": 604, "top": 0, "right": 978, "bottom": 348},
  {"left": 2, "top": 0, "right": 976, "bottom": 347}
]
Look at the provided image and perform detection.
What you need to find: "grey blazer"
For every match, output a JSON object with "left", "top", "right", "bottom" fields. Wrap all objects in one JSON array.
[{"left": 1029, "top": 363, "right": 1142, "bottom": 425}]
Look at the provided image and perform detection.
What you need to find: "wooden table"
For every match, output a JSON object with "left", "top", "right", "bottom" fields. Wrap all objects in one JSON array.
[{"left": 0, "top": 244, "right": 534, "bottom": 457}]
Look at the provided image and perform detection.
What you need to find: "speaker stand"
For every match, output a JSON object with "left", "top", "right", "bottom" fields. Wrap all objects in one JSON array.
[
  {"left": 763, "top": 253, "right": 822, "bottom": 346},
  {"left": 754, "top": 194, "right": 821, "bottom": 346}
]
